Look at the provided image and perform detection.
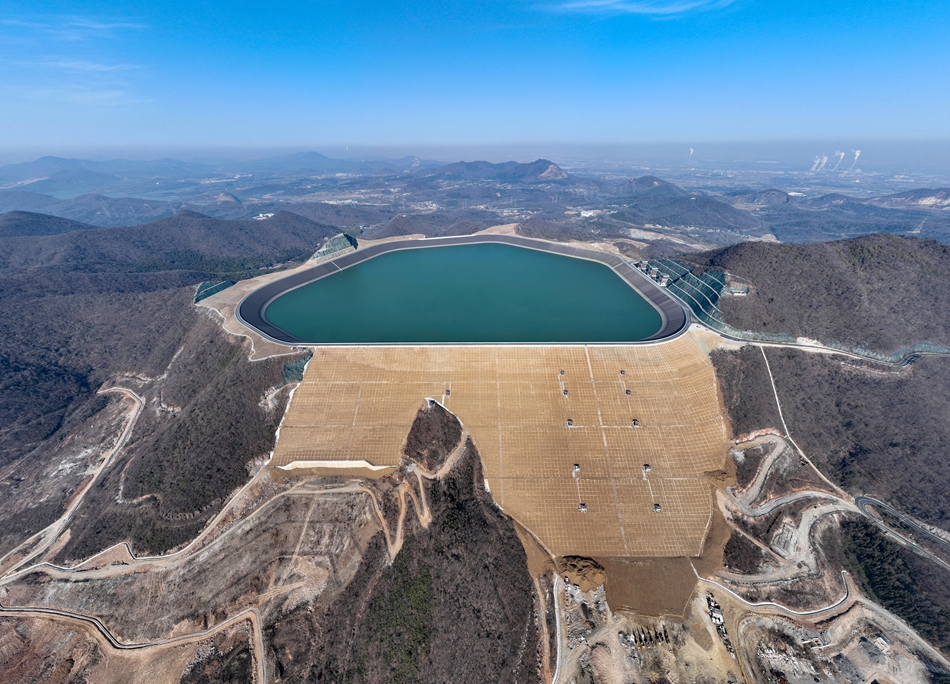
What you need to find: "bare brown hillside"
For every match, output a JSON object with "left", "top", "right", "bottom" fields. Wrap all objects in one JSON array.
[
  {"left": 715, "top": 346, "right": 950, "bottom": 526},
  {"left": 0, "top": 210, "right": 330, "bottom": 557},
  {"left": 686, "top": 234, "right": 950, "bottom": 351}
]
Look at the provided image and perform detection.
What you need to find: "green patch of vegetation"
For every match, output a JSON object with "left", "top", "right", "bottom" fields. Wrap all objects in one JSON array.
[
  {"left": 78, "top": 393, "right": 114, "bottom": 421},
  {"left": 131, "top": 248, "right": 311, "bottom": 281},
  {"left": 359, "top": 535, "right": 433, "bottom": 684},
  {"left": 839, "top": 519, "right": 950, "bottom": 653},
  {"left": 280, "top": 352, "right": 312, "bottom": 385}
]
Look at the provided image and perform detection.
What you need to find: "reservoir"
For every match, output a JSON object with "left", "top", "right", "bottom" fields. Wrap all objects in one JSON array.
[{"left": 260, "top": 242, "right": 664, "bottom": 343}]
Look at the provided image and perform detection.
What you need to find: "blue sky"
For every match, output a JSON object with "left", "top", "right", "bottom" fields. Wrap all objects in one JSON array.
[{"left": 0, "top": 0, "right": 947, "bottom": 152}]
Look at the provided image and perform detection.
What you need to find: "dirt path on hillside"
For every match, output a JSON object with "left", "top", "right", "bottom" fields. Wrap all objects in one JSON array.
[
  {"left": 0, "top": 388, "right": 144, "bottom": 577},
  {"left": 353, "top": 425, "right": 468, "bottom": 559},
  {"left": 0, "top": 604, "right": 267, "bottom": 684},
  {"left": 0, "top": 412, "right": 471, "bottom": 683}
]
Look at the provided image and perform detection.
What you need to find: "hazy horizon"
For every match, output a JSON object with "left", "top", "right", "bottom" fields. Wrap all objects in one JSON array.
[{"left": 3, "top": 139, "right": 950, "bottom": 175}]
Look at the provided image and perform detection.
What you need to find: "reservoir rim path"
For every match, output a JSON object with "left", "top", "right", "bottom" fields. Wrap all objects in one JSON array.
[{"left": 237, "top": 233, "right": 690, "bottom": 346}]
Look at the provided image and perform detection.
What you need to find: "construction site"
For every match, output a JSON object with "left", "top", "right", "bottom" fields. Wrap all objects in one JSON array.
[
  {"left": 5, "top": 226, "right": 947, "bottom": 684},
  {"left": 272, "top": 331, "right": 730, "bottom": 559}
]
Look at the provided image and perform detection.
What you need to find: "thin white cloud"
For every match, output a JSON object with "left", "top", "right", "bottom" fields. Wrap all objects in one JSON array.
[
  {"left": 554, "top": 0, "right": 736, "bottom": 15},
  {"left": 0, "top": 17, "right": 147, "bottom": 108},
  {"left": 27, "top": 58, "right": 136, "bottom": 72},
  {"left": 7, "top": 56, "right": 136, "bottom": 72},
  {"left": 0, "top": 19, "right": 43, "bottom": 28},
  {"left": 67, "top": 19, "right": 146, "bottom": 31},
  {"left": 0, "top": 16, "right": 145, "bottom": 41},
  {"left": 6, "top": 83, "right": 150, "bottom": 106}
]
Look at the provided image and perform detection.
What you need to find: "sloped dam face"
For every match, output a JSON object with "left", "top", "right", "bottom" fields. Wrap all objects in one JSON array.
[{"left": 242, "top": 238, "right": 685, "bottom": 344}]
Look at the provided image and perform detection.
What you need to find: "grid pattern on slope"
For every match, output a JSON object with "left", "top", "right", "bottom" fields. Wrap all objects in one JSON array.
[{"left": 271, "top": 335, "right": 728, "bottom": 557}]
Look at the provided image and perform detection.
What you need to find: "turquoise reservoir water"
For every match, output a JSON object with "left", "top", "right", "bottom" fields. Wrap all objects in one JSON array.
[{"left": 264, "top": 243, "right": 662, "bottom": 343}]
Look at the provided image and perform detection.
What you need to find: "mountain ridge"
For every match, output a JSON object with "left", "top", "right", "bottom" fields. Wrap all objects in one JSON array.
[
  {"left": 0, "top": 209, "right": 338, "bottom": 273},
  {"left": 419, "top": 158, "right": 571, "bottom": 183}
]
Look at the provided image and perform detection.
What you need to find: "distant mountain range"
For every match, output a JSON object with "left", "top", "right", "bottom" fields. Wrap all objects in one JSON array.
[
  {"left": 247, "top": 151, "right": 440, "bottom": 175},
  {"left": 620, "top": 175, "right": 688, "bottom": 197},
  {"left": 0, "top": 153, "right": 581, "bottom": 186},
  {"left": 0, "top": 152, "right": 441, "bottom": 191},
  {"left": 0, "top": 155, "right": 575, "bottom": 228},
  {"left": 614, "top": 176, "right": 760, "bottom": 231},
  {"left": 0, "top": 211, "right": 96, "bottom": 238},
  {"left": 727, "top": 187, "right": 950, "bottom": 212},
  {"left": 1, "top": 153, "right": 949, "bottom": 244},
  {"left": 869, "top": 188, "right": 950, "bottom": 210},
  {"left": 719, "top": 185, "right": 950, "bottom": 242},
  {"left": 0, "top": 155, "right": 211, "bottom": 182},
  {"left": 0, "top": 191, "right": 183, "bottom": 227},
  {"left": 0, "top": 191, "right": 403, "bottom": 229},
  {"left": 417, "top": 159, "right": 571, "bottom": 183}
]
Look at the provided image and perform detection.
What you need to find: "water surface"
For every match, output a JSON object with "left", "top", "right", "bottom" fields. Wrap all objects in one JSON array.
[{"left": 264, "top": 243, "right": 662, "bottom": 343}]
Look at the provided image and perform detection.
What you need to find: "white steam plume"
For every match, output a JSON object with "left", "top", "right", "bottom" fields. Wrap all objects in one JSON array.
[
  {"left": 688, "top": 148, "right": 694, "bottom": 163},
  {"left": 809, "top": 156, "right": 821, "bottom": 172},
  {"left": 847, "top": 149, "right": 862, "bottom": 172},
  {"left": 816, "top": 155, "right": 829, "bottom": 172},
  {"left": 831, "top": 151, "right": 845, "bottom": 171}
]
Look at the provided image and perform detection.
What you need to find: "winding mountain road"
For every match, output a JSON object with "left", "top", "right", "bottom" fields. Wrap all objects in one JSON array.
[
  {"left": 0, "top": 602, "right": 267, "bottom": 683},
  {"left": 0, "top": 387, "right": 145, "bottom": 577},
  {"left": 855, "top": 496, "right": 950, "bottom": 574}
]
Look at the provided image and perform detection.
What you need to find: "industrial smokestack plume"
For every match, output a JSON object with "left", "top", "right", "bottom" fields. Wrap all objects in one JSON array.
[
  {"left": 816, "top": 155, "right": 829, "bottom": 172},
  {"left": 832, "top": 151, "right": 845, "bottom": 171},
  {"left": 847, "top": 149, "right": 862, "bottom": 172},
  {"left": 809, "top": 156, "right": 821, "bottom": 172},
  {"left": 688, "top": 148, "right": 694, "bottom": 163}
]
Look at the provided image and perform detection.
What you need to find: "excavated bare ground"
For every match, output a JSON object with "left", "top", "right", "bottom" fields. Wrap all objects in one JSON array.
[
  {"left": 4, "top": 488, "right": 375, "bottom": 641},
  {"left": 750, "top": 447, "right": 839, "bottom": 506},
  {"left": 0, "top": 615, "right": 104, "bottom": 683},
  {"left": 0, "top": 393, "right": 132, "bottom": 559},
  {"left": 513, "top": 521, "right": 558, "bottom": 683},
  {"left": 0, "top": 613, "right": 248, "bottom": 684},
  {"left": 558, "top": 557, "right": 607, "bottom": 593},
  {"left": 268, "top": 438, "right": 541, "bottom": 684},
  {"left": 514, "top": 520, "right": 556, "bottom": 579},
  {"left": 598, "top": 558, "right": 699, "bottom": 617},
  {"left": 2, "top": 393, "right": 542, "bottom": 683},
  {"left": 556, "top": 583, "right": 742, "bottom": 684},
  {"left": 595, "top": 504, "right": 731, "bottom": 618}
]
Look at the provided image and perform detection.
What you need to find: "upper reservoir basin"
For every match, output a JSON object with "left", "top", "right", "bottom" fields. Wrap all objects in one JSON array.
[{"left": 259, "top": 242, "right": 665, "bottom": 344}]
